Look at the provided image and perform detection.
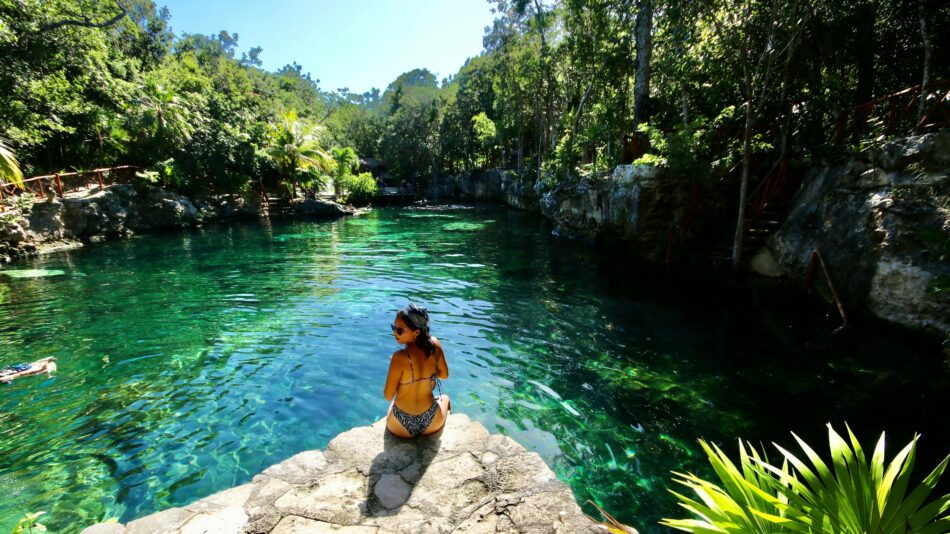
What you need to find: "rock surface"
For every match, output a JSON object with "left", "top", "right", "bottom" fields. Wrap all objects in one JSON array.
[
  {"left": 0, "top": 185, "right": 358, "bottom": 263},
  {"left": 538, "top": 165, "right": 677, "bottom": 257},
  {"left": 762, "top": 132, "right": 949, "bottom": 335},
  {"left": 424, "top": 170, "right": 539, "bottom": 211},
  {"left": 80, "top": 414, "right": 595, "bottom": 534}
]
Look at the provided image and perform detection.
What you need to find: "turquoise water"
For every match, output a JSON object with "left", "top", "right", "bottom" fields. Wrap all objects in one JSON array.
[{"left": 0, "top": 206, "right": 946, "bottom": 533}]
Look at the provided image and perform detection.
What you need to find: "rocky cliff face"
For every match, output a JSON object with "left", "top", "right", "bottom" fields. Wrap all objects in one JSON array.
[
  {"left": 80, "top": 414, "right": 595, "bottom": 534},
  {"left": 759, "top": 132, "right": 950, "bottom": 335},
  {"left": 538, "top": 165, "right": 680, "bottom": 260},
  {"left": 433, "top": 165, "right": 671, "bottom": 258},
  {"left": 423, "top": 170, "right": 539, "bottom": 211},
  {"left": 0, "top": 185, "right": 355, "bottom": 263}
]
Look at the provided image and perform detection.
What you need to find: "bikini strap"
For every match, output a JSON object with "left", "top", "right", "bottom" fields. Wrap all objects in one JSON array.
[{"left": 404, "top": 350, "right": 415, "bottom": 382}]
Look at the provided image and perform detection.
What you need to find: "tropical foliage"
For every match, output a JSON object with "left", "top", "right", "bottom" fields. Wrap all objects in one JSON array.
[
  {"left": 266, "top": 111, "right": 333, "bottom": 195},
  {"left": 337, "top": 172, "right": 378, "bottom": 206},
  {"left": 0, "top": 139, "right": 24, "bottom": 189},
  {"left": 661, "top": 424, "right": 950, "bottom": 533},
  {"left": 330, "top": 146, "right": 360, "bottom": 196},
  {"left": 0, "top": 0, "right": 947, "bottom": 211}
]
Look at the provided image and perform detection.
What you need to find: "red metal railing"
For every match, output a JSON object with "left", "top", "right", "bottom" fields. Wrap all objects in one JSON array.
[
  {"left": 745, "top": 154, "right": 794, "bottom": 225},
  {"left": 0, "top": 165, "right": 136, "bottom": 211},
  {"left": 835, "top": 79, "right": 950, "bottom": 143},
  {"left": 804, "top": 248, "right": 848, "bottom": 333}
]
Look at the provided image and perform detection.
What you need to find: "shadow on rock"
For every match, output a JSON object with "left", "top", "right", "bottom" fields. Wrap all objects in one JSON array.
[{"left": 364, "top": 425, "right": 443, "bottom": 516}]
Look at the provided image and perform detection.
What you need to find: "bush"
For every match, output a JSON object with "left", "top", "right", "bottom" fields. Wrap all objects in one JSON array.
[
  {"left": 338, "top": 172, "right": 378, "bottom": 206},
  {"left": 661, "top": 423, "right": 950, "bottom": 533},
  {"left": 134, "top": 158, "right": 183, "bottom": 189}
]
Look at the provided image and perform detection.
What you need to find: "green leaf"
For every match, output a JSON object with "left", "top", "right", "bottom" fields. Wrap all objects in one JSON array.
[
  {"left": 900, "top": 454, "right": 950, "bottom": 530},
  {"left": 878, "top": 436, "right": 918, "bottom": 526}
]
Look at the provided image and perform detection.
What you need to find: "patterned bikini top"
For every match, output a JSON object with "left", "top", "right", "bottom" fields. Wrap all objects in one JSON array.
[{"left": 398, "top": 349, "right": 443, "bottom": 396}]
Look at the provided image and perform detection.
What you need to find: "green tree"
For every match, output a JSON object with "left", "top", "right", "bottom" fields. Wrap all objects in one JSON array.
[
  {"left": 471, "top": 112, "right": 497, "bottom": 167},
  {"left": 134, "top": 80, "right": 200, "bottom": 161},
  {"left": 380, "top": 101, "right": 441, "bottom": 182},
  {"left": 266, "top": 110, "right": 333, "bottom": 197},
  {"left": 330, "top": 146, "right": 359, "bottom": 196}
]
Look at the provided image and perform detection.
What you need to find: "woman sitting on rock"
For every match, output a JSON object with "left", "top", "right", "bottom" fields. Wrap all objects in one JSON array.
[{"left": 383, "top": 304, "right": 450, "bottom": 438}]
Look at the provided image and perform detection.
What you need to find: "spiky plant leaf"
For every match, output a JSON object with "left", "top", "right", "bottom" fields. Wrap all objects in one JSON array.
[{"left": 664, "top": 425, "right": 949, "bottom": 533}]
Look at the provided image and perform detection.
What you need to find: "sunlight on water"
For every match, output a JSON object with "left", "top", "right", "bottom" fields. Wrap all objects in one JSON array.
[{"left": 0, "top": 206, "right": 945, "bottom": 533}]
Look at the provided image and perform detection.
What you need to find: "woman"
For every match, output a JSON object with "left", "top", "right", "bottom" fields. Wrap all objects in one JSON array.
[
  {"left": 0, "top": 357, "right": 57, "bottom": 383},
  {"left": 383, "top": 304, "right": 450, "bottom": 438}
]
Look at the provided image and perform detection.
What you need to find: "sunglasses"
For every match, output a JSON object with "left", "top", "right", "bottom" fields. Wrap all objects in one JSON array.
[{"left": 390, "top": 323, "right": 406, "bottom": 335}]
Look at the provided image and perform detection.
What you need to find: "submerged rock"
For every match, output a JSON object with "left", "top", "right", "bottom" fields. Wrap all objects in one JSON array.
[{"left": 81, "top": 414, "right": 595, "bottom": 534}]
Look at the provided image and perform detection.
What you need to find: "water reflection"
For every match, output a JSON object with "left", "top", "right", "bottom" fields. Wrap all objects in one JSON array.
[{"left": 0, "top": 206, "right": 945, "bottom": 533}]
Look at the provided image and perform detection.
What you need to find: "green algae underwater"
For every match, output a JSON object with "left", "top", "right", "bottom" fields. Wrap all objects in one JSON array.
[{"left": 0, "top": 206, "right": 946, "bottom": 533}]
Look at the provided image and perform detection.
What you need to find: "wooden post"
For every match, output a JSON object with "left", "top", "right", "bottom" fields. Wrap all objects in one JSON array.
[
  {"left": 55, "top": 173, "right": 64, "bottom": 197},
  {"left": 97, "top": 170, "right": 104, "bottom": 189},
  {"left": 0, "top": 186, "right": 5, "bottom": 212}
]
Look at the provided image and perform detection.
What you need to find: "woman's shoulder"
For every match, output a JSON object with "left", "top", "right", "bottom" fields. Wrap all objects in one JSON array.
[
  {"left": 430, "top": 336, "right": 443, "bottom": 348},
  {"left": 390, "top": 349, "right": 408, "bottom": 362}
]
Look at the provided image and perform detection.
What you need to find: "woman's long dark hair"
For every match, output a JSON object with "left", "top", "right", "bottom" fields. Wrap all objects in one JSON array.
[{"left": 397, "top": 303, "right": 436, "bottom": 357}]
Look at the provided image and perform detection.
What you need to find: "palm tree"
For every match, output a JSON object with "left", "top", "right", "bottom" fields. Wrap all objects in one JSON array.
[
  {"left": 266, "top": 110, "right": 334, "bottom": 197},
  {"left": 331, "top": 146, "right": 360, "bottom": 197},
  {"left": 0, "top": 138, "right": 24, "bottom": 190},
  {"left": 137, "top": 81, "right": 197, "bottom": 160}
]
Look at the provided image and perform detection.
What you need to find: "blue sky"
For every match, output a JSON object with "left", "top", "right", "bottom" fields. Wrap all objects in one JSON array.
[{"left": 158, "top": 0, "right": 497, "bottom": 94}]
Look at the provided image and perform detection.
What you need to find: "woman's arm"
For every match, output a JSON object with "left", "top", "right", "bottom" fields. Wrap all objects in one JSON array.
[
  {"left": 383, "top": 351, "right": 403, "bottom": 401},
  {"left": 433, "top": 338, "right": 449, "bottom": 379}
]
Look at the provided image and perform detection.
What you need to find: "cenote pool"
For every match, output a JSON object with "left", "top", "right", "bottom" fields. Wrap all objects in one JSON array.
[{"left": 1, "top": 206, "right": 947, "bottom": 533}]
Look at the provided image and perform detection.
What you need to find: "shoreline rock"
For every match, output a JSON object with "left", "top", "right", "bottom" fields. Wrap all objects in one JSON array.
[
  {"left": 762, "top": 132, "right": 949, "bottom": 336},
  {"left": 81, "top": 414, "right": 596, "bottom": 534},
  {"left": 0, "top": 185, "right": 360, "bottom": 264},
  {"left": 426, "top": 134, "right": 948, "bottom": 338}
]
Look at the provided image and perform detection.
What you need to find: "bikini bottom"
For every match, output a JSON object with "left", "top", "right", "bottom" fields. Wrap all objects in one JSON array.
[{"left": 391, "top": 397, "right": 441, "bottom": 437}]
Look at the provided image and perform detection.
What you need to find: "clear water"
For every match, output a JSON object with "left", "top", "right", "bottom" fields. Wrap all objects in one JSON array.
[{"left": 0, "top": 206, "right": 946, "bottom": 533}]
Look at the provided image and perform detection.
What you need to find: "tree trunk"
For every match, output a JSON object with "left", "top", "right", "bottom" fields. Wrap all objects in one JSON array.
[
  {"left": 632, "top": 0, "right": 653, "bottom": 132},
  {"left": 568, "top": 81, "right": 595, "bottom": 167},
  {"left": 777, "top": 2, "right": 802, "bottom": 156},
  {"left": 732, "top": 69, "right": 754, "bottom": 269},
  {"left": 533, "top": 0, "right": 548, "bottom": 178},
  {"left": 679, "top": 82, "right": 689, "bottom": 126},
  {"left": 517, "top": 127, "right": 524, "bottom": 172},
  {"left": 917, "top": 0, "right": 931, "bottom": 130}
]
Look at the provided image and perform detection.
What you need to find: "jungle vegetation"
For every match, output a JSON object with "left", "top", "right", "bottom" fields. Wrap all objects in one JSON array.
[{"left": 1, "top": 0, "right": 947, "bottom": 252}]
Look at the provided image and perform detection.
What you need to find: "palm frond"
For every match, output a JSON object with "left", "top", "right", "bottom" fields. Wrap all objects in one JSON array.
[{"left": 0, "top": 138, "right": 24, "bottom": 189}]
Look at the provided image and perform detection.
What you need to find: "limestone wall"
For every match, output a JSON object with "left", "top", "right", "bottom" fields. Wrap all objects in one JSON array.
[
  {"left": 757, "top": 132, "right": 950, "bottom": 336},
  {"left": 80, "top": 414, "right": 595, "bottom": 534},
  {"left": 0, "top": 186, "right": 355, "bottom": 263}
]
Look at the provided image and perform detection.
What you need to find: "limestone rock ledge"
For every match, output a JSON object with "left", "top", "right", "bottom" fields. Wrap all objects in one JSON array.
[
  {"left": 81, "top": 414, "right": 596, "bottom": 534},
  {"left": 0, "top": 185, "right": 359, "bottom": 263}
]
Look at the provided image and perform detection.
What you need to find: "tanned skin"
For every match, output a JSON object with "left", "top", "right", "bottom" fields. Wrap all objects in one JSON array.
[{"left": 383, "top": 315, "right": 450, "bottom": 438}]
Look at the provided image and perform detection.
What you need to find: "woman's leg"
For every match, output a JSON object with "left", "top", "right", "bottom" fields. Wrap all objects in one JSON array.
[{"left": 421, "top": 394, "right": 451, "bottom": 436}]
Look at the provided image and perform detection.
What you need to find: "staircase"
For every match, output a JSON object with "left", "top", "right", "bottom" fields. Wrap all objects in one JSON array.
[
  {"left": 261, "top": 194, "right": 297, "bottom": 219},
  {"left": 743, "top": 204, "right": 788, "bottom": 252}
]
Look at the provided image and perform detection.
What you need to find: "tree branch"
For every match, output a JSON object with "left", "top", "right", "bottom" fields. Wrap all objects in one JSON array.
[{"left": 40, "top": 1, "right": 127, "bottom": 34}]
